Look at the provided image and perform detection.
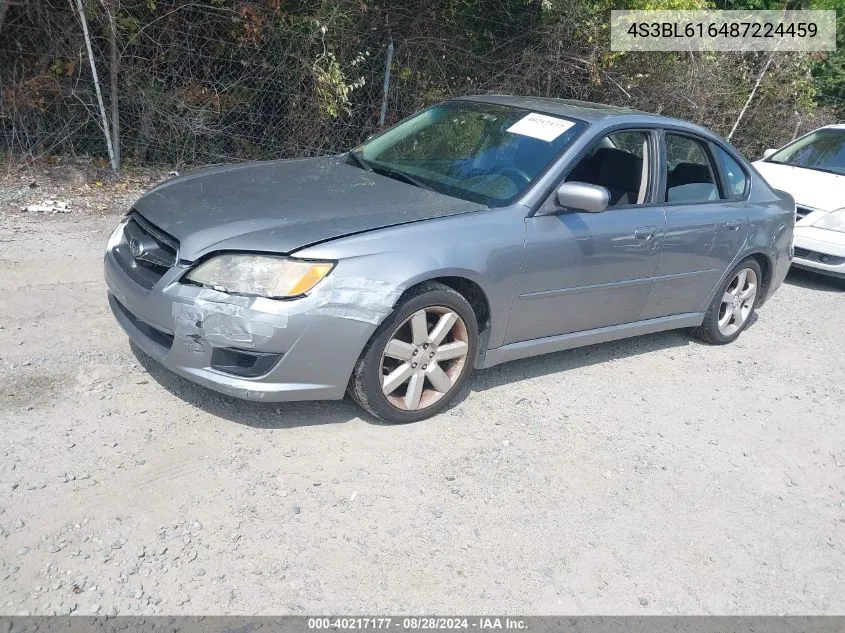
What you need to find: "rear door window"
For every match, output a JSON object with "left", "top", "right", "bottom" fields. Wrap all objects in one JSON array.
[{"left": 664, "top": 134, "right": 720, "bottom": 203}]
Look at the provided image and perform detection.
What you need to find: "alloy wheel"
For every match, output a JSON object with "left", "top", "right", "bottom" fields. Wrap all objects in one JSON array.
[
  {"left": 717, "top": 267, "right": 758, "bottom": 336},
  {"left": 380, "top": 306, "right": 470, "bottom": 411}
]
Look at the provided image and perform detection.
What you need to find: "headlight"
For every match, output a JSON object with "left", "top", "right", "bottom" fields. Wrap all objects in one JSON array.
[
  {"left": 185, "top": 254, "right": 334, "bottom": 299},
  {"left": 812, "top": 208, "right": 845, "bottom": 233},
  {"left": 106, "top": 218, "right": 128, "bottom": 251}
]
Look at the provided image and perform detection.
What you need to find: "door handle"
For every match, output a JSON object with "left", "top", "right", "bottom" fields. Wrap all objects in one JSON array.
[
  {"left": 726, "top": 219, "right": 744, "bottom": 231},
  {"left": 634, "top": 226, "right": 657, "bottom": 241}
]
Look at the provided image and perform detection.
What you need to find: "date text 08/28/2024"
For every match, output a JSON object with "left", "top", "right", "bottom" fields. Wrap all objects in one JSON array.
[{"left": 306, "top": 617, "right": 528, "bottom": 630}]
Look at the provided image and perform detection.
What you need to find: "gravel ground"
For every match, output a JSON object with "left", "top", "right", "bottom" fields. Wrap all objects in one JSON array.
[{"left": 0, "top": 165, "right": 844, "bottom": 615}]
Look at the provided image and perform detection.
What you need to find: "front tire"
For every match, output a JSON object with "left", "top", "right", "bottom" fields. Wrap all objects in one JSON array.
[
  {"left": 693, "top": 258, "right": 762, "bottom": 344},
  {"left": 348, "top": 282, "right": 478, "bottom": 423}
]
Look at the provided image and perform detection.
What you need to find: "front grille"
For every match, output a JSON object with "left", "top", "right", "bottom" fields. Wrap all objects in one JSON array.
[
  {"left": 794, "top": 246, "right": 811, "bottom": 258},
  {"left": 796, "top": 206, "right": 813, "bottom": 220},
  {"left": 112, "top": 212, "right": 179, "bottom": 289}
]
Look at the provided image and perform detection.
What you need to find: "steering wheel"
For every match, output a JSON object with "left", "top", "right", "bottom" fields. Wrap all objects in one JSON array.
[{"left": 495, "top": 166, "right": 532, "bottom": 188}]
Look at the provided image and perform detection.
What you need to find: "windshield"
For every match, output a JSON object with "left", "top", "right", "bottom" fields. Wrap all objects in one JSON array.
[
  {"left": 354, "top": 101, "right": 586, "bottom": 206},
  {"left": 767, "top": 128, "right": 845, "bottom": 176}
]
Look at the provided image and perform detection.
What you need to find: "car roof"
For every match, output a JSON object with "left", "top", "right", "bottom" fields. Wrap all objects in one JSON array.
[
  {"left": 456, "top": 94, "right": 677, "bottom": 124},
  {"left": 455, "top": 94, "right": 641, "bottom": 120},
  {"left": 458, "top": 94, "right": 723, "bottom": 132},
  {"left": 452, "top": 94, "right": 742, "bottom": 157}
]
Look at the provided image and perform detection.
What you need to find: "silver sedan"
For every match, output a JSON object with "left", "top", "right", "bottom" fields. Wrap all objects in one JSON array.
[{"left": 105, "top": 95, "right": 794, "bottom": 423}]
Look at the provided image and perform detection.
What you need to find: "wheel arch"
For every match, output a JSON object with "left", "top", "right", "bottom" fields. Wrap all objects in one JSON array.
[
  {"left": 395, "top": 272, "right": 494, "bottom": 367},
  {"left": 699, "top": 249, "right": 774, "bottom": 313},
  {"left": 745, "top": 250, "right": 774, "bottom": 306}
]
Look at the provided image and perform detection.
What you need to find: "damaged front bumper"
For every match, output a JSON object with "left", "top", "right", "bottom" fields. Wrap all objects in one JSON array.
[{"left": 104, "top": 236, "right": 400, "bottom": 402}]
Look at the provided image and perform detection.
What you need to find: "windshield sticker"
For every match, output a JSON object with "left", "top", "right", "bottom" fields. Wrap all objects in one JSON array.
[{"left": 507, "top": 113, "right": 576, "bottom": 142}]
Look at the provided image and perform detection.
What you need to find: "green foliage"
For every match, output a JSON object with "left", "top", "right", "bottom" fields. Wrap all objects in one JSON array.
[
  {"left": 628, "top": 0, "right": 712, "bottom": 9},
  {"left": 313, "top": 51, "right": 365, "bottom": 117},
  {"left": 116, "top": 12, "right": 141, "bottom": 43},
  {"left": 714, "top": 0, "right": 845, "bottom": 114},
  {"left": 1, "top": 0, "right": 840, "bottom": 164},
  {"left": 809, "top": 0, "right": 845, "bottom": 113}
]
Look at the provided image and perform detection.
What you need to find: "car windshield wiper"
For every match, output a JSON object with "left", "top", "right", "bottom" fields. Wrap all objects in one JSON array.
[
  {"left": 775, "top": 161, "right": 845, "bottom": 177},
  {"left": 370, "top": 165, "right": 436, "bottom": 192},
  {"left": 348, "top": 152, "right": 433, "bottom": 191},
  {"left": 798, "top": 165, "right": 845, "bottom": 177},
  {"left": 346, "top": 150, "right": 372, "bottom": 171}
]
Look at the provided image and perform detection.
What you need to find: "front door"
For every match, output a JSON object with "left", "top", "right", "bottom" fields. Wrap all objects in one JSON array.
[{"left": 504, "top": 129, "right": 666, "bottom": 344}]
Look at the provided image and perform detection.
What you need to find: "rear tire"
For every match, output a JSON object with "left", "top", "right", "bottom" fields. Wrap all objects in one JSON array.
[
  {"left": 348, "top": 282, "right": 478, "bottom": 423},
  {"left": 693, "top": 258, "right": 762, "bottom": 345}
]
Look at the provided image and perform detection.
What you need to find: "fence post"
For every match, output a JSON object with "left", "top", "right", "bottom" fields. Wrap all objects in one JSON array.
[
  {"left": 378, "top": 37, "right": 394, "bottom": 127},
  {"left": 71, "top": 0, "right": 117, "bottom": 171},
  {"left": 108, "top": 4, "right": 120, "bottom": 171}
]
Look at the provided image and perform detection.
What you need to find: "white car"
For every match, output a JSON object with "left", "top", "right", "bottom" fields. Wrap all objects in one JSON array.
[{"left": 753, "top": 125, "right": 845, "bottom": 280}]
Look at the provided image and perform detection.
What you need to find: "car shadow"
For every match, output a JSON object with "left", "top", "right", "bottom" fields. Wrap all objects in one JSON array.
[
  {"left": 460, "top": 327, "right": 696, "bottom": 398},
  {"left": 784, "top": 267, "right": 844, "bottom": 292},
  {"left": 130, "top": 342, "right": 372, "bottom": 428},
  {"left": 132, "top": 325, "right": 702, "bottom": 427}
]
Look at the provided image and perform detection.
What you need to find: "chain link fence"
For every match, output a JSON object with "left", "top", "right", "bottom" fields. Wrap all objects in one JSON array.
[{"left": 1, "top": 0, "right": 839, "bottom": 170}]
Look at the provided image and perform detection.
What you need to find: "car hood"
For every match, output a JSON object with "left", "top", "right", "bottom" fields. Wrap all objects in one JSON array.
[
  {"left": 134, "top": 156, "right": 483, "bottom": 260},
  {"left": 753, "top": 160, "right": 845, "bottom": 212}
]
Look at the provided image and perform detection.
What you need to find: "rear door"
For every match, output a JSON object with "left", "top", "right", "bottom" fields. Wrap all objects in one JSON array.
[{"left": 640, "top": 132, "right": 750, "bottom": 319}]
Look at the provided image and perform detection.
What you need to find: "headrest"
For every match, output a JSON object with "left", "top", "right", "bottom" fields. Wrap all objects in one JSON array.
[
  {"left": 592, "top": 147, "right": 643, "bottom": 192},
  {"left": 670, "top": 162, "right": 712, "bottom": 186}
]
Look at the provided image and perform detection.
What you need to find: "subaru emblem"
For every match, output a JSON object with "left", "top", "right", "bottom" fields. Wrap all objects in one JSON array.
[{"left": 129, "top": 237, "right": 144, "bottom": 258}]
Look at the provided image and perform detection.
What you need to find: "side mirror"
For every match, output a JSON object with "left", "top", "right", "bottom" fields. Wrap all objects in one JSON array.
[
  {"left": 763, "top": 148, "right": 777, "bottom": 159},
  {"left": 553, "top": 181, "right": 610, "bottom": 213}
]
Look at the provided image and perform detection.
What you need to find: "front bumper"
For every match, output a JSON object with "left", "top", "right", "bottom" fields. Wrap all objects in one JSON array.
[
  {"left": 792, "top": 227, "right": 845, "bottom": 279},
  {"left": 104, "top": 232, "right": 382, "bottom": 402}
]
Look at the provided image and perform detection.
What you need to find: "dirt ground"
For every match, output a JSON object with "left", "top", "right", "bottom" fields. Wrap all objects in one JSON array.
[{"left": 0, "top": 162, "right": 844, "bottom": 616}]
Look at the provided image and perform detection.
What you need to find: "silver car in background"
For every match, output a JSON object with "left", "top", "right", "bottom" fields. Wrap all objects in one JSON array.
[{"left": 105, "top": 95, "right": 794, "bottom": 423}]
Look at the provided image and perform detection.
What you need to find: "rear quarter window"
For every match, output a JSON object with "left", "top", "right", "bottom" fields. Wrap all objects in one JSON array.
[{"left": 715, "top": 147, "right": 748, "bottom": 199}]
